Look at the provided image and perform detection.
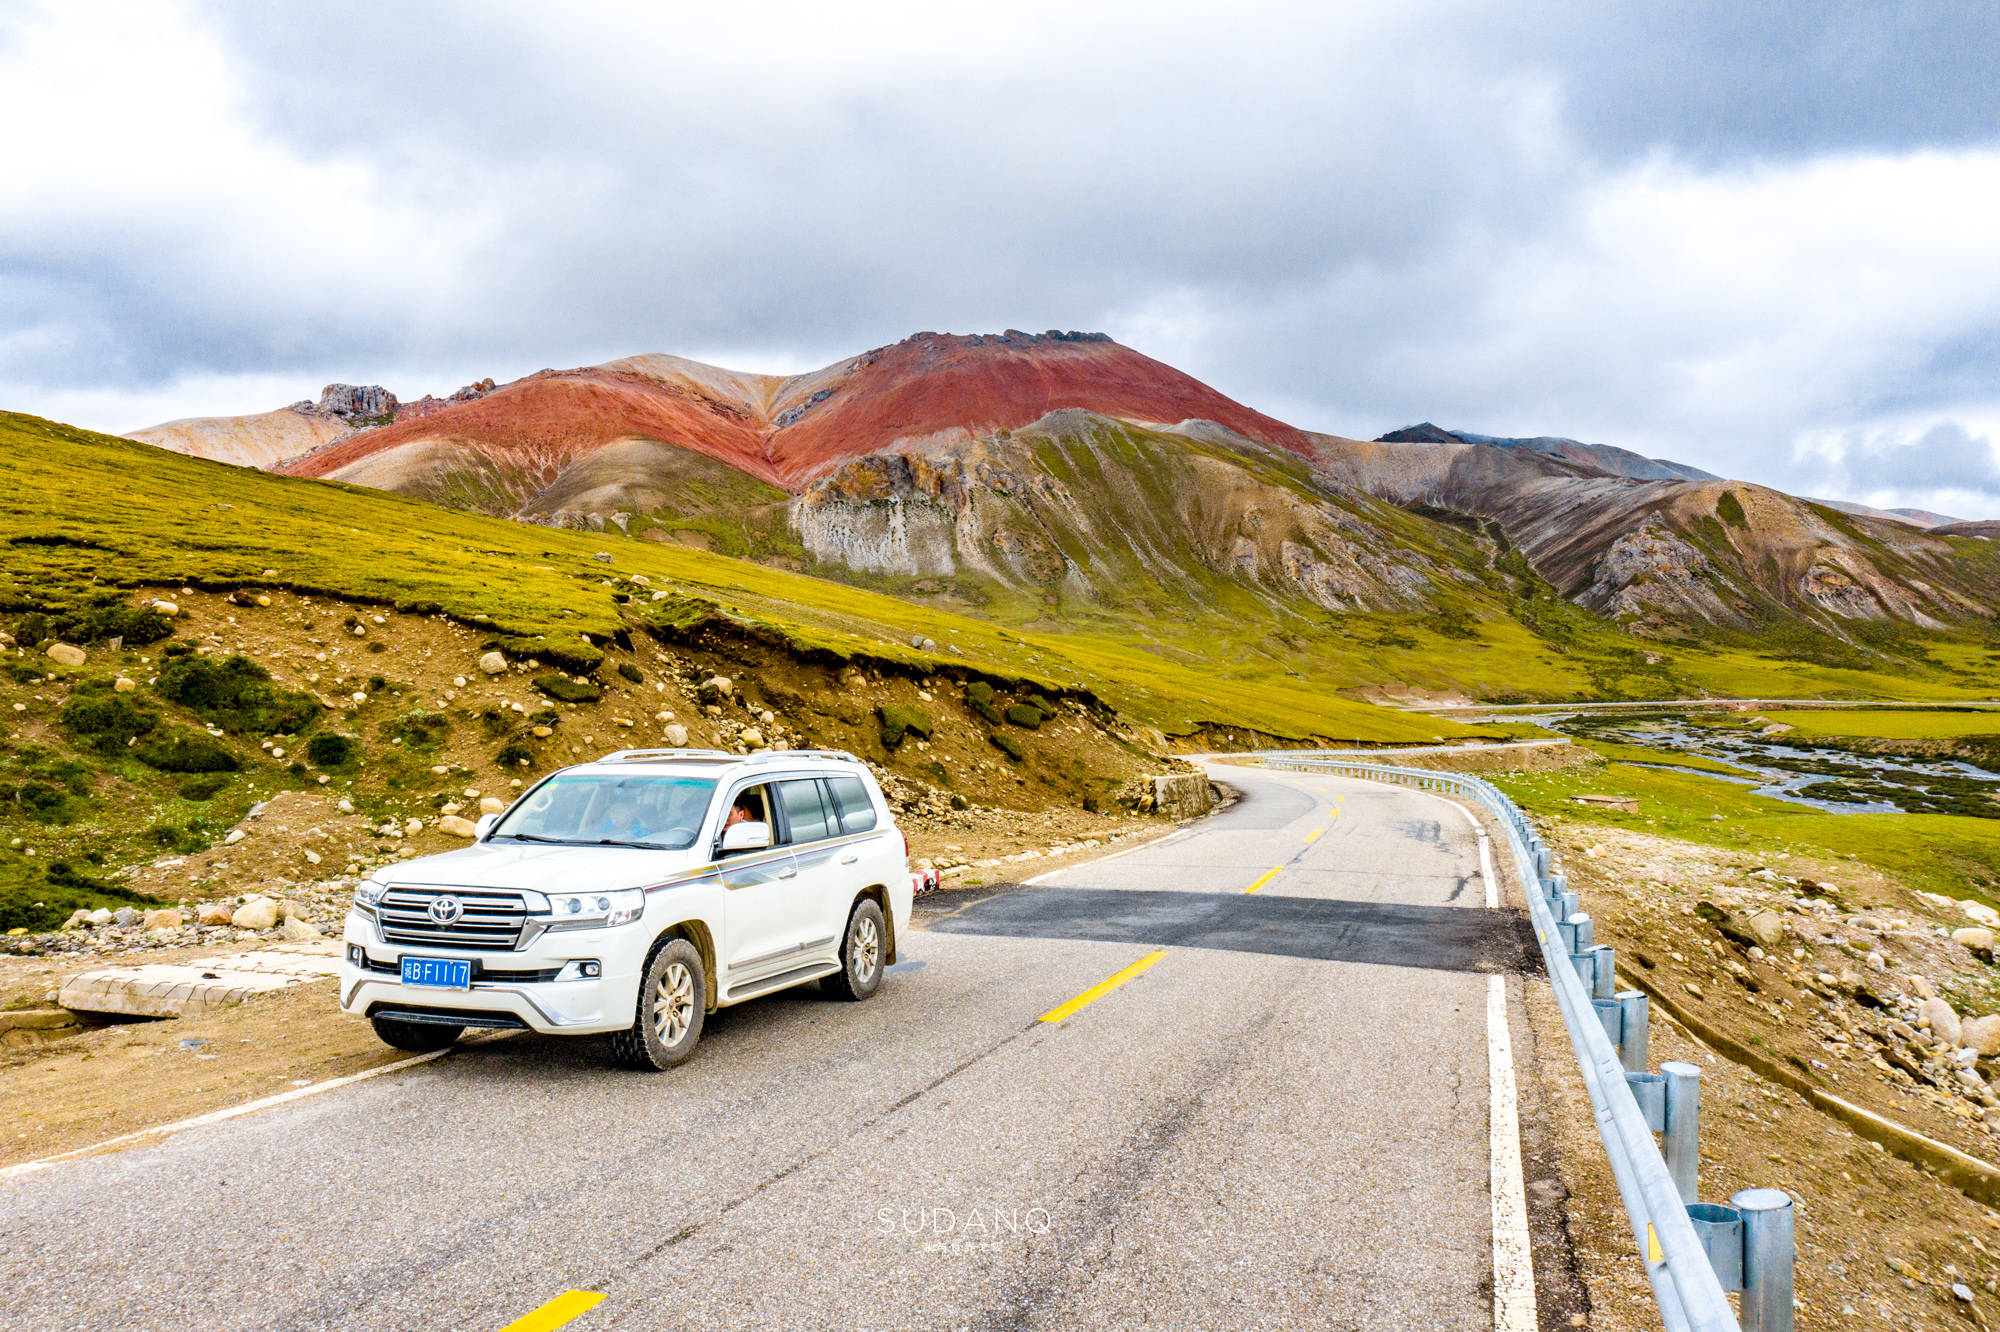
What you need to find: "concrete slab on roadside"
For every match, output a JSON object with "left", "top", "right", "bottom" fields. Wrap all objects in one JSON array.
[{"left": 58, "top": 942, "right": 342, "bottom": 1019}]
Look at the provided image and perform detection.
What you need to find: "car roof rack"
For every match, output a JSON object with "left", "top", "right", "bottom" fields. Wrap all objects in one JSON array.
[
  {"left": 742, "top": 749, "right": 861, "bottom": 764},
  {"left": 598, "top": 748, "right": 736, "bottom": 763}
]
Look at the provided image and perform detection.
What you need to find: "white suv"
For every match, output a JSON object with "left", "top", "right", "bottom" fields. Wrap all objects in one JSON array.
[{"left": 338, "top": 749, "right": 912, "bottom": 1070}]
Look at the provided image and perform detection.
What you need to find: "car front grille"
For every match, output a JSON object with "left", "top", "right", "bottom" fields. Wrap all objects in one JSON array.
[{"left": 378, "top": 886, "right": 529, "bottom": 951}]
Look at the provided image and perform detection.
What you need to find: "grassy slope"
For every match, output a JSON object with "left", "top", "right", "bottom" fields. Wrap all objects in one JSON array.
[
  {"left": 1495, "top": 760, "right": 2000, "bottom": 904},
  {"left": 0, "top": 412, "right": 1471, "bottom": 744},
  {"left": 1765, "top": 709, "right": 2000, "bottom": 740}
]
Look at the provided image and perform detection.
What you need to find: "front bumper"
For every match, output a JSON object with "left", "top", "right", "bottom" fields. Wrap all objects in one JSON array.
[{"left": 339, "top": 911, "right": 640, "bottom": 1036}]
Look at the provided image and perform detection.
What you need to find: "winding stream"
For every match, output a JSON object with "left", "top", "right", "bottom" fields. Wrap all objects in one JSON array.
[{"left": 1526, "top": 711, "right": 2000, "bottom": 816}]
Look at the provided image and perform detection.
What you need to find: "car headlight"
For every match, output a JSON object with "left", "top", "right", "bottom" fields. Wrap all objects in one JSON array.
[
  {"left": 353, "top": 878, "right": 388, "bottom": 909},
  {"left": 544, "top": 888, "right": 645, "bottom": 929}
]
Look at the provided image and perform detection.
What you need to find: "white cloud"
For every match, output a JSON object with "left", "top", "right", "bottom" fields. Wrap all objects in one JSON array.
[{"left": 1, "top": 0, "right": 1999, "bottom": 517}]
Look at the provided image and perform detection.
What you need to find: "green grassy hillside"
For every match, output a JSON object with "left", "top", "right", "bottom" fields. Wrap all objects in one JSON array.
[{"left": 0, "top": 412, "right": 1472, "bottom": 745}]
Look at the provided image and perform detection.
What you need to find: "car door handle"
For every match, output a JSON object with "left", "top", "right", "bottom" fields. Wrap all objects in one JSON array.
[
  {"left": 778, "top": 865, "right": 798, "bottom": 879},
  {"left": 839, "top": 853, "right": 859, "bottom": 865}
]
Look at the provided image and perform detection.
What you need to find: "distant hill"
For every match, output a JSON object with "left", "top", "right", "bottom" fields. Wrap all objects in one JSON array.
[
  {"left": 120, "top": 336, "right": 2000, "bottom": 662},
  {"left": 1377, "top": 423, "right": 1718, "bottom": 483},
  {"left": 1816, "top": 498, "right": 1966, "bottom": 530}
]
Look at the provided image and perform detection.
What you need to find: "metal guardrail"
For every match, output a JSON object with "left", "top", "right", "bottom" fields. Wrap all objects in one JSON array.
[{"left": 1259, "top": 753, "right": 1795, "bottom": 1332}]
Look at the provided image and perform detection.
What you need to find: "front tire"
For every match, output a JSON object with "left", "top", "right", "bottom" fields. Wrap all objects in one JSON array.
[
  {"left": 370, "top": 1015, "right": 463, "bottom": 1053},
  {"left": 609, "top": 938, "right": 706, "bottom": 1070},
  {"left": 822, "top": 897, "right": 886, "bottom": 1001}
]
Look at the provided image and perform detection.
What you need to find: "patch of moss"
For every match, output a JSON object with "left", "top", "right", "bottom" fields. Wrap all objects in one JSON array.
[
  {"left": 877, "top": 704, "right": 935, "bottom": 750},
  {"left": 305, "top": 732, "right": 359, "bottom": 768},
  {"left": 384, "top": 710, "right": 451, "bottom": 750},
  {"left": 1004, "top": 703, "right": 1043, "bottom": 729},
  {"left": 533, "top": 674, "right": 602, "bottom": 703},
  {"left": 617, "top": 662, "right": 644, "bottom": 684},
  {"left": 989, "top": 731, "right": 1025, "bottom": 761},
  {"left": 60, "top": 687, "right": 161, "bottom": 754},
  {"left": 134, "top": 730, "right": 240, "bottom": 773},
  {"left": 155, "top": 653, "right": 319, "bottom": 735}
]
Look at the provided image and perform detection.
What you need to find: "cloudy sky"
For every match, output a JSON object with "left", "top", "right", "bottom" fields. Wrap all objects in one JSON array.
[{"left": 4, "top": 1, "right": 1999, "bottom": 515}]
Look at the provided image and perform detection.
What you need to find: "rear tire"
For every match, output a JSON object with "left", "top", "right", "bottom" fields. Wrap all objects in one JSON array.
[
  {"left": 370, "top": 1015, "right": 463, "bottom": 1053},
  {"left": 822, "top": 897, "right": 886, "bottom": 1001},
  {"left": 609, "top": 938, "right": 706, "bottom": 1070}
]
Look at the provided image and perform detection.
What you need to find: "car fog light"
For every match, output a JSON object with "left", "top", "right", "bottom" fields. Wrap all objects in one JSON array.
[
  {"left": 582, "top": 961, "right": 601, "bottom": 978},
  {"left": 346, "top": 945, "right": 365, "bottom": 967}
]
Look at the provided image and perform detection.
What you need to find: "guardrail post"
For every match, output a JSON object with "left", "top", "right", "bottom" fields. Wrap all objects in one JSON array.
[
  {"left": 1593, "top": 997, "right": 1623, "bottom": 1047},
  {"left": 1686, "top": 1202, "right": 1744, "bottom": 1291},
  {"left": 1662, "top": 1061, "right": 1702, "bottom": 1204},
  {"left": 1590, "top": 944, "right": 1616, "bottom": 1000},
  {"left": 1616, "top": 990, "right": 1648, "bottom": 1072},
  {"left": 1733, "top": 1187, "right": 1795, "bottom": 1332},
  {"left": 1548, "top": 872, "right": 1566, "bottom": 904},
  {"left": 1556, "top": 889, "right": 1579, "bottom": 920},
  {"left": 1535, "top": 846, "right": 1552, "bottom": 879},
  {"left": 1625, "top": 1070, "right": 1666, "bottom": 1128}
]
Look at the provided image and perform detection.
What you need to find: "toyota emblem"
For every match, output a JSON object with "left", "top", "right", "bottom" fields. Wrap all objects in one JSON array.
[{"left": 428, "top": 895, "right": 464, "bottom": 925}]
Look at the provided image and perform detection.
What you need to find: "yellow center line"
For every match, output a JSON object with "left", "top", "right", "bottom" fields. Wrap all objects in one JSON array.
[
  {"left": 1243, "top": 866, "right": 1282, "bottom": 894},
  {"left": 497, "top": 1292, "right": 607, "bottom": 1332},
  {"left": 1038, "top": 951, "right": 1167, "bottom": 1022},
  {"left": 1303, "top": 827, "right": 1323, "bottom": 843}
]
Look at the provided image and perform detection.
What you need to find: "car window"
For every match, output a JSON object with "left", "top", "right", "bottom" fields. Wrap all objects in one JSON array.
[
  {"left": 775, "top": 778, "right": 834, "bottom": 844},
  {"left": 825, "top": 775, "right": 878, "bottom": 834}
]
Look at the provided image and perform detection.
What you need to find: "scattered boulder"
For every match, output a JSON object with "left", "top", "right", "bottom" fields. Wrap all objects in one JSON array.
[
  {"left": 277, "top": 917, "right": 322, "bottom": 942},
  {"left": 1923, "top": 997, "right": 1964, "bottom": 1048},
  {"left": 45, "top": 642, "right": 86, "bottom": 667},
  {"left": 437, "top": 814, "right": 479, "bottom": 838},
  {"left": 663, "top": 723, "right": 689, "bottom": 747},
  {"left": 113, "top": 677, "right": 137, "bottom": 693},
  {"left": 197, "top": 902, "right": 235, "bottom": 926},
  {"left": 112, "top": 907, "right": 139, "bottom": 927},
  {"left": 142, "top": 909, "right": 183, "bottom": 932},
  {"left": 61, "top": 909, "right": 89, "bottom": 931},
  {"left": 739, "top": 727, "right": 766, "bottom": 750},
  {"left": 478, "top": 651, "right": 508, "bottom": 676},
  {"left": 698, "top": 676, "right": 733, "bottom": 703},
  {"left": 1954, "top": 927, "right": 1997, "bottom": 958},
  {"left": 85, "top": 908, "right": 112, "bottom": 926},
  {"left": 232, "top": 898, "right": 280, "bottom": 930},
  {"left": 479, "top": 796, "right": 505, "bottom": 814},
  {"left": 1963, "top": 901, "right": 2000, "bottom": 929},
  {"left": 224, "top": 829, "right": 245, "bottom": 845},
  {"left": 150, "top": 600, "right": 179, "bottom": 617},
  {"left": 1736, "top": 910, "right": 1787, "bottom": 949},
  {"left": 1964, "top": 1014, "right": 2000, "bottom": 1058}
]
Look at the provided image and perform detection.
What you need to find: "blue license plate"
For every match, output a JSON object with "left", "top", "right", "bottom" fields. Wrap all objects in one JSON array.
[{"left": 400, "top": 956, "right": 472, "bottom": 989}]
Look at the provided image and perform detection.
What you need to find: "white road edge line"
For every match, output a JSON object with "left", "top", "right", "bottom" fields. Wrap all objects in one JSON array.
[
  {"left": 1, "top": 1032, "right": 514, "bottom": 1183},
  {"left": 1329, "top": 773, "right": 1535, "bottom": 1328},
  {"left": 1488, "top": 973, "right": 1538, "bottom": 1332}
]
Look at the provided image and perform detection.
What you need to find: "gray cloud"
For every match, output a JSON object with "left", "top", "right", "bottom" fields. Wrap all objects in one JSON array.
[{"left": 2, "top": 0, "right": 1998, "bottom": 516}]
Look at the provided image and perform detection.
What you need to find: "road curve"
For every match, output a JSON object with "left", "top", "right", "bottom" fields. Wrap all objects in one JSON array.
[{"left": 0, "top": 763, "right": 1541, "bottom": 1332}]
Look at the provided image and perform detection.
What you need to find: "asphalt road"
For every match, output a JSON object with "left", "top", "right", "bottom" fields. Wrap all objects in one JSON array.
[{"left": 0, "top": 763, "right": 1542, "bottom": 1332}]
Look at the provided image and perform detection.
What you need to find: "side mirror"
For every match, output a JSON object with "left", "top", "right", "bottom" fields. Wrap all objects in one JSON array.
[
  {"left": 720, "top": 820, "right": 772, "bottom": 854},
  {"left": 474, "top": 814, "right": 498, "bottom": 840}
]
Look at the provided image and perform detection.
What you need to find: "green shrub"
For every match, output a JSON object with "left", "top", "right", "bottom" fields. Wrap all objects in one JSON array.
[
  {"left": 528, "top": 708, "right": 562, "bottom": 727},
  {"left": 965, "top": 681, "right": 995, "bottom": 706},
  {"left": 533, "top": 674, "right": 602, "bottom": 703},
  {"left": 496, "top": 740, "right": 535, "bottom": 766},
  {"left": 989, "top": 732, "right": 1024, "bottom": 761},
  {"left": 148, "top": 822, "right": 203, "bottom": 852},
  {"left": 136, "top": 730, "right": 241, "bottom": 773},
  {"left": 2, "top": 780, "right": 80, "bottom": 824},
  {"left": 11, "top": 599, "right": 173, "bottom": 648},
  {"left": 384, "top": 710, "right": 451, "bottom": 750},
  {"left": 617, "top": 662, "right": 644, "bottom": 684},
  {"left": 305, "top": 732, "right": 359, "bottom": 767},
  {"left": 0, "top": 860, "right": 163, "bottom": 933},
  {"left": 60, "top": 688, "right": 161, "bottom": 753},
  {"left": 155, "top": 653, "right": 319, "bottom": 734},
  {"left": 175, "top": 772, "right": 231, "bottom": 801},
  {"left": 1003, "top": 703, "right": 1043, "bottom": 729},
  {"left": 1025, "top": 693, "right": 1058, "bottom": 718},
  {"left": 877, "top": 704, "right": 935, "bottom": 750}
]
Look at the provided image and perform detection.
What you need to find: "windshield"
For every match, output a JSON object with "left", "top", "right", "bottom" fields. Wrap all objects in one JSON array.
[{"left": 490, "top": 773, "right": 717, "bottom": 849}]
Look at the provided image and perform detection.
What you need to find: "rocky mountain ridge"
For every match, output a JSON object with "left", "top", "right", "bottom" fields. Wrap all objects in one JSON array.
[{"left": 122, "top": 333, "right": 2000, "bottom": 649}]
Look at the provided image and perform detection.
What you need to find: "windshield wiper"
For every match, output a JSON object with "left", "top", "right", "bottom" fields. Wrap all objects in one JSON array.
[
  {"left": 582, "top": 838, "right": 680, "bottom": 850},
  {"left": 491, "top": 832, "right": 571, "bottom": 844}
]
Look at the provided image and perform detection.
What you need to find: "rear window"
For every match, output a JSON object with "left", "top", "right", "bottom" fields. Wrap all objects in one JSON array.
[
  {"left": 776, "top": 779, "right": 835, "bottom": 843},
  {"left": 826, "top": 775, "right": 878, "bottom": 834}
]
